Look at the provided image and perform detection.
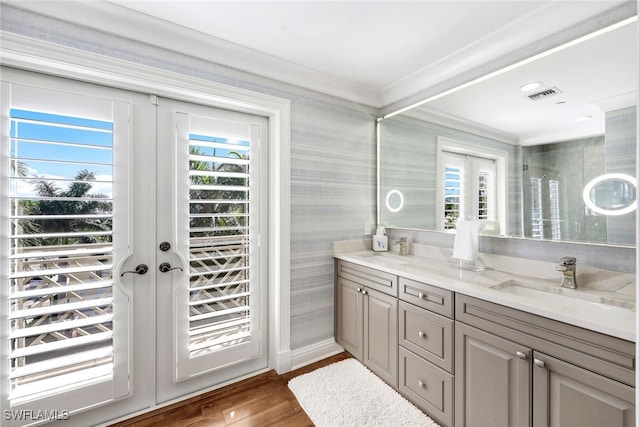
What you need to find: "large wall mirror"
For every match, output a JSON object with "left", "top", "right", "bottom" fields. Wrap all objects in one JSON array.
[{"left": 378, "top": 17, "right": 638, "bottom": 246}]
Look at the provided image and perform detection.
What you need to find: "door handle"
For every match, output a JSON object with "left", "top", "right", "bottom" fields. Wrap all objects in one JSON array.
[
  {"left": 121, "top": 264, "right": 149, "bottom": 277},
  {"left": 159, "top": 262, "right": 184, "bottom": 273}
]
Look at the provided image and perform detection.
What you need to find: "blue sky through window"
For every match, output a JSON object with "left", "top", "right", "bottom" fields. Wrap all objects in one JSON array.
[
  {"left": 9, "top": 111, "right": 253, "bottom": 198},
  {"left": 444, "top": 166, "right": 461, "bottom": 196},
  {"left": 10, "top": 109, "right": 114, "bottom": 197},
  {"left": 189, "top": 133, "right": 250, "bottom": 158}
]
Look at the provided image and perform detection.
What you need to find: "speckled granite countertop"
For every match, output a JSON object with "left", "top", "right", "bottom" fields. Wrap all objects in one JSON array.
[{"left": 333, "top": 240, "right": 636, "bottom": 342}]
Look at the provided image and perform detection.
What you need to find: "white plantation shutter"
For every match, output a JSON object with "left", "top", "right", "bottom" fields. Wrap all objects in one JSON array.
[
  {"left": 441, "top": 151, "right": 496, "bottom": 229},
  {"left": 188, "top": 131, "right": 252, "bottom": 357},
  {"left": 443, "top": 155, "right": 464, "bottom": 230},
  {"left": 475, "top": 157, "right": 496, "bottom": 222},
  {"left": 173, "top": 111, "right": 265, "bottom": 381},
  {"left": 2, "top": 81, "right": 132, "bottom": 418}
]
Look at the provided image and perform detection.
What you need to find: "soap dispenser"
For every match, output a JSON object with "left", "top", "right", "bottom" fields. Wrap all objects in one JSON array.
[{"left": 372, "top": 226, "right": 388, "bottom": 252}]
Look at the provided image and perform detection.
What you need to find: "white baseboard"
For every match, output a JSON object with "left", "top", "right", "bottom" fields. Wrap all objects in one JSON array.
[
  {"left": 290, "top": 338, "right": 345, "bottom": 371},
  {"left": 273, "top": 348, "right": 292, "bottom": 375}
]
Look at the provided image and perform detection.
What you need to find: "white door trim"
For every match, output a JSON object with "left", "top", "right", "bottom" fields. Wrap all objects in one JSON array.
[{"left": 0, "top": 33, "right": 292, "bottom": 374}]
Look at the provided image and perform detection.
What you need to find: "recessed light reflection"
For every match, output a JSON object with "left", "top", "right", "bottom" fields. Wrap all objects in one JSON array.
[
  {"left": 520, "top": 81, "right": 543, "bottom": 92},
  {"left": 575, "top": 115, "right": 593, "bottom": 122}
]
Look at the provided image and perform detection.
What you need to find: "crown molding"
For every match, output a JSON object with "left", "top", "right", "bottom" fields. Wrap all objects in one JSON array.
[
  {"left": 1, "top": 0, "right": 382, "bottom": 107},
  {"left": 402, "top": 108, "right": 518, "bottom": 146},
  {"left": 3, "top": 0, "right": 636, "bottom": 111}
]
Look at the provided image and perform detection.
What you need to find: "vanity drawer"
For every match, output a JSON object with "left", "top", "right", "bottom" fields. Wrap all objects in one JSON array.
[
  {"left": 399, "top": 277, "right": 453, "bottom": 318},
  {"left": 336, "top": 260, "right": 397, "bottom": 296},
  {"left": 399, "top": 346, "right": 453, "bottom": 427},
  {"left": 399, "top": 301, "right": 453, "bottom": 373}
]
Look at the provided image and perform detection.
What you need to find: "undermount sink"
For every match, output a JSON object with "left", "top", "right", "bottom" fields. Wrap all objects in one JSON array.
[
  {"left": 356, "top": 251, "right": 409, "bottom": 265},
  {"left": 491, "top": 280, "right": 635, "bottom": 323}
]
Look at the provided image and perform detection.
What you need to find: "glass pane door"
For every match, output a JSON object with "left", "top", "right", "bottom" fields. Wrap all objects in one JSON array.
[
  {"left": 155, "top": 98, "right": 268, "bottom": 403},
  {"left": 1, "top": 78, "right": 133, "bottom": 424}
]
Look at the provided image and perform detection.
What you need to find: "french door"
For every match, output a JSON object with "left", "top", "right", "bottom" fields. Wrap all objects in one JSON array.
[
  {"left": 1, "top": 70, "right": 268, "bottom": 425},
  {"left": 155, "top": 98, "right": 268, "bottom": 403}
]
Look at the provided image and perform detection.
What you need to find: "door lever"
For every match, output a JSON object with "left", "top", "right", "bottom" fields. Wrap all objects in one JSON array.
[
  {"left": 121, "top": 264, "right": 149, "bottom": 277},
  {"left": 159, "top": 262, "right": 184, "bottom": 273}
]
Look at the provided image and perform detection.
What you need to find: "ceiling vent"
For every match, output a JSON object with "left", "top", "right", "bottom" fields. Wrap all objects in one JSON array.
[{"left": 526, "top": 86, "right": 563, "bottom": 101}]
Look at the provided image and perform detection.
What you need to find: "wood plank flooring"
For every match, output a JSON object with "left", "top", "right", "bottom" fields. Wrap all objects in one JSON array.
[{"left": 109, "top": 352, "right": 350, "bottom": 427}]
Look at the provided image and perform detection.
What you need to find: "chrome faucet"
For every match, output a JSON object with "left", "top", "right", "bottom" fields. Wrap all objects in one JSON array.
[
  {"left": 556, "top": 257, "right": 577, "bottom": 289},
  {"left": 395, "top": 237, "right": 409, "bottom": 256}
]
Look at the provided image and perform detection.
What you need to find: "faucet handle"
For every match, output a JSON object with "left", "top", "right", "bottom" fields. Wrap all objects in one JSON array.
[{"left": 559, "top": 256, "right": 576, "bottom": 265}]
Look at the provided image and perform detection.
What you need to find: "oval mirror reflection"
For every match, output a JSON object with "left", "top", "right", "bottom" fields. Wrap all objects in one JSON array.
[{"left": 583, "top": 173, "right": 637, "bottom": 215}]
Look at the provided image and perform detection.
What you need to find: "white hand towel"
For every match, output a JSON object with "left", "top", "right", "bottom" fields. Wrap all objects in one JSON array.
[{"left": 452, "top": 219, "right": 483, "bottom": 263}]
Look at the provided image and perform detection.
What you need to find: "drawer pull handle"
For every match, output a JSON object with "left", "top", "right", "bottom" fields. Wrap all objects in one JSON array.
[
  {"left": 418, "top": 331, "right": 426, "bottom": 338},
  {"left": 417, "top": 292, "right": 424, "bottom": 299},
  {"left": 418, "top": 380, "right": 426, "bottom": 389},
  {"left": 534, "top": 359, "right": 545, "bottom": 369},
  {"left": 516, "top": 351, "right": 527, "bottom": 360}
]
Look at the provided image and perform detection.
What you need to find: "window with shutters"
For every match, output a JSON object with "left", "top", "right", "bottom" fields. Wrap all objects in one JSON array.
[
  {"left": 188, "top": 133, "right": 252, "bottom": 357},
  {"left": 2, "top": 81, "right": 131, "bottom": 414},
  {"left": 166, "top": 108, "right": 266, "bottom": 383},
  {"left": 437, "top": 137, "right": 507, "bottom": 234},
  {"left": 8, "top": 109, "right": 115, "bottom": 401},
  {"left": 443, "top": 164, "right": 463, "bottom": 230}
]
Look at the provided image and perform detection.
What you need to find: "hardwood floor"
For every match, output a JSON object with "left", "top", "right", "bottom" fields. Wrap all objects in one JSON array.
[{"left": 109, "top": 352, "right": 350, "bottom": 426}]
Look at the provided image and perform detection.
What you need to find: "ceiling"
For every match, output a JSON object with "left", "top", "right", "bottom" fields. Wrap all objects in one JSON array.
[
  {"left": 419, "top": 18, "right": 638, "bottom": 145},
  {"left": 5, "top": 0, "right": 634, "bottom": 109}
]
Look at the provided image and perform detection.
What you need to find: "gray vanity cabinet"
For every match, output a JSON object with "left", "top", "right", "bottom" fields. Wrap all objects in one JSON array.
[
  {"left": 532, "top": 352, "right": 635, "bottom": 427},
  {"left": 456, "top": 294, "right": 636, "bottom": 427},
  {"left": 335, "top": 261, "right": 398, "bottom": 388},
  {"left": 335, "top": 259, "right": 636, "bottom": 427},
  {"left": 455, "top": 322, "right": 531, "bottom": 427}
]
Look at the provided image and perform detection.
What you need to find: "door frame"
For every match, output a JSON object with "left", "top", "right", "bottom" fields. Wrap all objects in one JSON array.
[{"left": 0, "top": 28, "right": 292, "bottom": 413}]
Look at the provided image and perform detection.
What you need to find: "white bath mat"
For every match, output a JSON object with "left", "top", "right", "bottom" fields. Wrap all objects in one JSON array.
[{"left": 288, "top": 358, "right": 441, "bottom": 427}]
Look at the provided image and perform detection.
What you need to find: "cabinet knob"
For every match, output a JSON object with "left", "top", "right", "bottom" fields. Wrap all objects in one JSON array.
[
  {"left": 362, "top": 289, "right": 368, "bottom": 295},
  {"left": 516, "top": 351, "right": 527, "bottom": 360},
  {"left": 417, "top": 292, "right": 424, "bottom": 299},
  {"left": 356, "top": 287, "right": 362, "bottom": 293},
  {"left": 418, "top": 331, "right": 426, "bottom": 338},
  {"left": 534, "top": 359, "right": 545, "bottom": 369},
  {"left": 418, "top": 380, "right": 426, "bottom": 389}
]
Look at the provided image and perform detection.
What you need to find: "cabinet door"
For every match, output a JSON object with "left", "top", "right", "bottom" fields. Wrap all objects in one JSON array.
[
  {"left": 363, "top": 287, "right": 398, "bottom": 388},
  {"left": 533, "top": 352, "right": 635, "bottom": 427},
  {"left": 336, "top": 277, "right": 363, "bottom": 360},
  {"left": 455, "top": 322, "right": 531, "bottom": 427}
]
